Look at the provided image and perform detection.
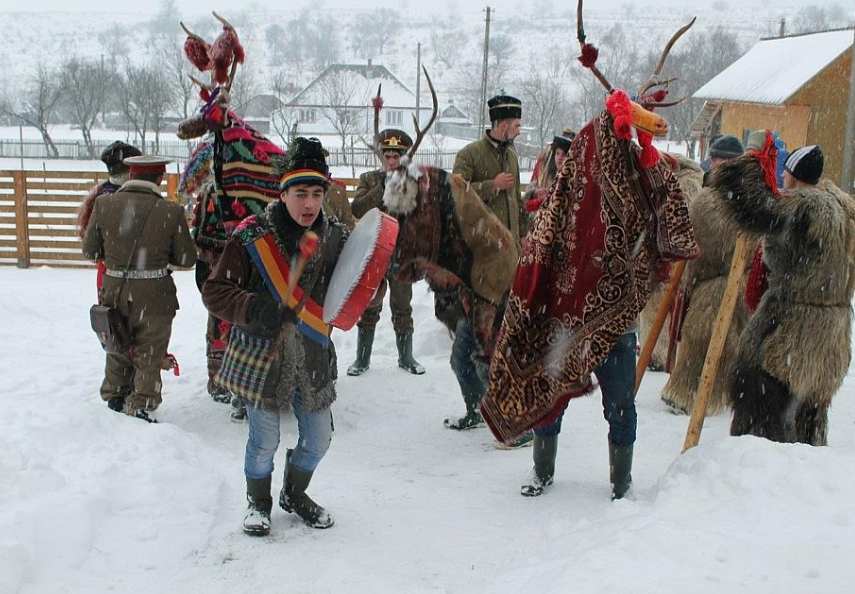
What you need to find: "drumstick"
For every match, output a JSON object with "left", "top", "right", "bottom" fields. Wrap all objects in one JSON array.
[{"left": 284, "top": 231, "right": 320, "bottom": 307}]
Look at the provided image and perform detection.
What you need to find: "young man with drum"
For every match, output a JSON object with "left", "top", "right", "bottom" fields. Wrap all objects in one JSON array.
[{"left": 203, "top": 137, "right": 349, "bottom": 536}]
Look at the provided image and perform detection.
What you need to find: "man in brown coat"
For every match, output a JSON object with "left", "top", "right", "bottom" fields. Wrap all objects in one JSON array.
[
  {"left": 83, "top": 156, "right": 196, "bottom": 422},
  {"left": 347, "top": 128, "right": 424, "bottom": 376},
  {"left": 446, "top": 95, "right": 528, "bottom": 437}
]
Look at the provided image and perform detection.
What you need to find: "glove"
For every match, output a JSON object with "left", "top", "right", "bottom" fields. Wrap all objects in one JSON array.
[{"left": 248, "top": 292, "right": 281, "bottom": 334}]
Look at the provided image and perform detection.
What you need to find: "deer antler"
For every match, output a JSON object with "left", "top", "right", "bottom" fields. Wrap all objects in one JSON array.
[
  {"left": 576, "top": 0, "right": 613, "bottom": 93},
  {"left": 371, "top": 84, "right": 384, "bottom": 161},
  {"left": 407, "top": 67, "right": 439, "bottom": 159},
  {"left": 188, "top": 75, "right": 212, "bottom": 92},
  {"left": 638, "top": 17, "right": 696, "bottom": 105},
  {"left": 212, "top": 11, "right": 235, "bottom": 30}
]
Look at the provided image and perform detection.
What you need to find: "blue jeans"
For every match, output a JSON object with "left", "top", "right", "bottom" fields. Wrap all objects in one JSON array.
[
  {"left": 534, "top": 333, "right": 638, "bottom": 447},
  {"left": 244, "top": 389, "right": 334, "bottom": 480},
  {"left": 450, "top": 318, "right": 487, "bottom": 411}
]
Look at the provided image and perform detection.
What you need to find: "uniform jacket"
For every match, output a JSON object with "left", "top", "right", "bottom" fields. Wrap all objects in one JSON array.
[
  {"left": 82, "top": 180, "right": 196, "bottom": 317},
  {"left": 350, "top": 169, "right": 386, "bottom": 219}
]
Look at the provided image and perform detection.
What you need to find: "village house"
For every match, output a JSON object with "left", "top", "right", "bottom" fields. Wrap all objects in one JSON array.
[{"left": 692, "top": 27, "right": 853, "bottom": 186}]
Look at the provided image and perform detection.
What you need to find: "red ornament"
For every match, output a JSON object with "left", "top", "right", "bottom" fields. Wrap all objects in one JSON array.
[
  {"left": 578, "top": 43, "right": 599, "bottom": 68},
  {"left": 183, "top": 36, "right": 211, "bottom": 71},
  {"left": 651, "top": 89, "right": 668, "bottom": 103},
  {"left": 605, "top": 90, "right": 633, "bottom": 141},
  {"left": 299, "top": 231, "right": 320, "bottom": 260}
]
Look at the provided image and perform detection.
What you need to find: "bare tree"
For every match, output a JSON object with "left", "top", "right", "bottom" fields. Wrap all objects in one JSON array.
[
  {"left": 270, "top": 68, "right": 300, "bottom": 146},
  {"left": 349, "top": 9, "right": 402, "bottom": 58},
  {"left": 490, "top": 34, "right": 515, "bottom": 71},
  {"left": 519, "top": 69, "right": 566, "bottom": 149},
  {"left": 160, "top": 45, "right": 196, "bottom": 122},
  {"left": 430, "top": 21, "right": 468, "bottom": 69},
  {"left": 98, "top": 26, "right": 131, "bottom": 69},
  {"left": 118, "top": 62, "right": 174, "bottom": 153},
  {"left": 61, "top": 57, "right": 112, "bottom": 158},
  {"left": 229, "top": 62, "right": 260, "bottom": 115},
  {"left": 0, "top": 65, "right": 63, "bottom": 157},
  {"left": 792, "top": 3, "right": 851, "bottom": 34},
  {"left": 318, "top": 71, "right": 368, "bottom": 163}
]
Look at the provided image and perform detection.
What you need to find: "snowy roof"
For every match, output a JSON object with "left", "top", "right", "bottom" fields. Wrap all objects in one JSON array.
[
  {"left": 693, "top": 28, "right": 854, "bottom": 105},
  {"left": 288, "top": 64, "right": 420, "bottom": 109}
]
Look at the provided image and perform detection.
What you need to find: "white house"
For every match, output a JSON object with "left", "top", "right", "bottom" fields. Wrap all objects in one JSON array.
[{"left": 280, "top": 62, "right": 434, "bottom": 140}]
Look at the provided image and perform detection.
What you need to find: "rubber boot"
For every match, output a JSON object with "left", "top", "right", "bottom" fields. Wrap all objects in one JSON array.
[
  {"left": 396, "top": 331, "right": 425, "bottom": 375},
  {"left": 279, "top": 451, "right": 334, "bottom": 529},
  {"left": 609, "top": 442, "right": 633, "bottom": 500},
  {"left": 444, "top": 402, "right": 484, "bottom": 430},
  {"left": 347, "top": 327, "right": 375, "bottom": 376},
  {"left": 243, "top": 476, "right": 272, "bottom": 536},
  {"left": 521, "top": 434, "right": 558, "bottom": 496}
]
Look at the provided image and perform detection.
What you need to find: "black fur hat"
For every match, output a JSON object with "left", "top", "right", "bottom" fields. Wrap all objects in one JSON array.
[
  {"left": 280, "top": 137, "right": 330, "bottom": 190},
  {"left": 100, "top": 141, "right": 142, "bottom": 174}
]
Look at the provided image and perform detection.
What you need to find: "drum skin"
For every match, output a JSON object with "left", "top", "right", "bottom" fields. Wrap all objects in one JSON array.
[{"left": 323, "top": 208, "right": 399, "bottom": 330}]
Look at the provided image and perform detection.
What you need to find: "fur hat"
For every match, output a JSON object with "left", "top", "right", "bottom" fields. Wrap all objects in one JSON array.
[
  {"left": 488, "top": 95, "right": 522, "bottom": 122},
  {"left": 280, "top": 137, "right": 330, "bottom": 191},
  {"left": 709, "top": 135, "right": 744, "bottom": 160},
  {"left": 377, "top": 129, "right": 413, "bottom": 153},
  {"left": 552, "top": 130, "right": 575, "bottom": 153},
  {"left": 785, "top": 145, "right": 823, "bottom": 185},
  {"left": 100, "top": 141, "right": 142, "bottom": 174}
]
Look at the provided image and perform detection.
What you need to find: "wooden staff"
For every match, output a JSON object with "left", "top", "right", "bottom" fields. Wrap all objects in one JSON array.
[
  {"left": 634, "top": 260, "right": 686, "bottom": 393},
  {"left": 284, "top": 231, "right": 319, "bottom": 307},
  {"left": 682, "top": 234, "right": 751, "bottom": 452}
]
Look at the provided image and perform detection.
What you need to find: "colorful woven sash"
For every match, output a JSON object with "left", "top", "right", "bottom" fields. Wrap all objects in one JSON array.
[{"left": 245, "top": 233, "right": 331, "bottom": 347}]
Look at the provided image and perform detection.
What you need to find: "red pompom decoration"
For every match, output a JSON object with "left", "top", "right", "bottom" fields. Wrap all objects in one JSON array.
[
  {"left": 744, "top": 245, "right": 768, "bottom": 313},
  {"left": 525, "top": 196, "right": 544, "bottom": 213},
  {"left": 372, "top": 95, "right": 384, "bottom": 110},
  {"left": 183, "top": 36, "right": 211, "bottom": 71},
  {"left": 578, "top": 43, "right": 599, "bottom": 68},
  {"left": 651, "top": 89, "right": 668, "bottom": 103},
  {"left": 605, "top": 90, "right": 633, "bottom": 141},
  {"left": 299, "top": 231, "right": 320, "bottom": 259}
]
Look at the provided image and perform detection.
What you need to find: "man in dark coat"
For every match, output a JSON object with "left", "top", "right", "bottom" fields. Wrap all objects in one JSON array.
[
  {"left": 82, "top": 155, "right": 196, "bottom": 421},
  {"left": 347, "top": 128, "right": 425, "bottom": 376}
]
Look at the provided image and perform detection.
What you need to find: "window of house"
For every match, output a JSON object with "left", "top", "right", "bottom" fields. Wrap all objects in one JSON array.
[
  {"left": 385, "top": 110, "right": 403, "bottom": 126},
  {"left": 299, "top": 109, "right": 317, "bottom": 123}
]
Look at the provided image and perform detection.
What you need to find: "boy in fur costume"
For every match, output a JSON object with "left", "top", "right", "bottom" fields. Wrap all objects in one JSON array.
[
  {"left": 711, "top": 142, "right": 855, "bottom": 445},
  {"left": 203, "top": 138, "right": 349, "bottom": 536}
]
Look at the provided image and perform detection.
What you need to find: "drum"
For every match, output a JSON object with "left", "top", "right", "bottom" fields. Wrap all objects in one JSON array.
[{"left": 323, "top": 208, "right": 399, "bottom": 330}]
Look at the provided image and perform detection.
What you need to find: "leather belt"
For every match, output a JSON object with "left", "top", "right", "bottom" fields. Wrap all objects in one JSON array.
[{"left": 105, "top": 268, "right": 170, "bottom": 280}]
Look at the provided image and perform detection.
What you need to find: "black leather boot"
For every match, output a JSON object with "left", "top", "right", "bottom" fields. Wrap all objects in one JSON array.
[
  {"left": 243, "top": 476, "right": 272, "bottom": 536},
  {"left": 396, "top": 331, "right": 425, "bottom": 375},
  {"left": 347, "top": 327, "right": 375, "bottom": 376},
  {"left": 279, "top": 452, "right": 334, "bottom": 529},
  {"left": 521, "top": 434, "right": 558, "bottom": 496},
  {"left": 609, "top": 442, "right": 633, "bottom": 500}
]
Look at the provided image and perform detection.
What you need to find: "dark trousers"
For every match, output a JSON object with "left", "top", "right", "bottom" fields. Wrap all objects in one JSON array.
[
  {"left": 357, "top": 276, "right": 414, "bottom": 333},
  {"left": 534, "top": 333, "right": 638, "bottom": 447},
  {"left": 450, "top": 318, "right": 488, "bottom": 411}
]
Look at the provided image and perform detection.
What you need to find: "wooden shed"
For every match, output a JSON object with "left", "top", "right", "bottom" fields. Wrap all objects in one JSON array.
[{"left": 692, "top": 28, "right": 853, "bottom": 186}]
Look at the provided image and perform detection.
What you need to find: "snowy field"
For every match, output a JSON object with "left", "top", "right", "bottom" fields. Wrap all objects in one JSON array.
[{"left": 1, "top": 268, "right": 854, "bottom": 594}]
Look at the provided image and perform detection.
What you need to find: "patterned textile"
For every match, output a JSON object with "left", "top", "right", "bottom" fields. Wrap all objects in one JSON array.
[
  {"left": 481, "top": 111, "right": 699, "bottom": 444},
  {"left": 215, "top": 325, "right": 277, "bottom": 401},
  {"left": 216, "top": 120, "right": 284, "bottom": 203}
]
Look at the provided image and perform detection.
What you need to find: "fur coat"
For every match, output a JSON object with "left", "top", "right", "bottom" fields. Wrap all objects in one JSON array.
[
  {"left": 638, "top": 154, "right": 704, "bottom": 373},
  {"left": 713, "top": 157, "right": 855, "bottom": 417}
]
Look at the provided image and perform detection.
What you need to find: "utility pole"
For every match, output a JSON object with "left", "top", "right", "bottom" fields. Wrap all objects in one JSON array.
[
  {"left": 415, "top": 42, "right": 421, "bottom": 128},
  {"left": 477, "top": 6, "right": 492, "bottom": 134},
  {"left": 841, "top": 27, "right": 855, "bottom": 193}
]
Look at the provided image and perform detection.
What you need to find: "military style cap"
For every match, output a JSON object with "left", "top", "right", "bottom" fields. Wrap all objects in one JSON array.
[
  {"left": 100, "top": 141, "right": 141, "bottom": 174},
  {"left": 488, "top": 95, "right": 522, "bottom": 122},
  {"left": 377, "top": 129, "right": 413, "bottom": 153},
  {"left": 123, "top": 155, "right": 173, "bottom": 176},
  {"left": 552, "top": 130, "right": 576, "bottom": 153}
]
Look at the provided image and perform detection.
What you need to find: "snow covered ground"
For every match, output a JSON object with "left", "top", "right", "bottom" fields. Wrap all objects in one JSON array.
[{"left": 1, "top": 268, "right": 853, "bottom": 594}]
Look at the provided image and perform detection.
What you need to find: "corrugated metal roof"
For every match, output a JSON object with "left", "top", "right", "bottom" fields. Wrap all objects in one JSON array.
[{"left": 693, "top": 28, "right": 853, "bottom": 105}]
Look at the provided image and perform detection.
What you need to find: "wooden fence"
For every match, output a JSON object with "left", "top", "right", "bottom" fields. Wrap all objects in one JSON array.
[{"left": 0, "top": 170, "right": 361, "bottom": 268}]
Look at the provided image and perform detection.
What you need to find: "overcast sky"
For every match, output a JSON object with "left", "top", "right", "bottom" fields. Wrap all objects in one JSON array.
[{"left": 0, "top": 0, "right": 845, "bottom": 15}]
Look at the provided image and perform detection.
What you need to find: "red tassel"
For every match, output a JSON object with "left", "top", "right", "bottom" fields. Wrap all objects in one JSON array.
[
  {"left": 525, "top": 196, "right": 544, "bottom": 213},
  {"left": 372, "top": 95, "right": 384, "bottom": 110},
  {"left": 211, "top": 26, "right": 243, "bottom": 84},
  {"left": 651, "top": 89, "right": 668, "bottom": 103},
  {"left": 637, "top": 130, "right": 660, "bottom": 169},
  {"left": 744, "top": 245, "right": 768, "bottom": 314},
  {"left": 749, "top": 131, "right": 780, "bottom": 198},
  {"left": 578, "top": 43, "right": 599, "bottom": 68}
]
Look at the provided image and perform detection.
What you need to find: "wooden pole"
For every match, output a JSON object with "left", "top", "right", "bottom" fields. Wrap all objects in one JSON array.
[
  {"left": 635, "top": 260, "right": 686, "bottom": 393},
  {"left": 682, "top": 235, "right": 751, "bottom": 452},
  {"left": 13, "top": 170, "right": 30, "bottom": 268}
]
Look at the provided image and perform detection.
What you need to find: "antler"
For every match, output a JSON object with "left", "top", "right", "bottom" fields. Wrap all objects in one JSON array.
[
  {"left": 188, "top": 75, "right": 211, "bottom": 92},
  {"left": 576, "top": 0, "right": 613, "bottom": 92},
  {"left": 371, "top": 84, "right": 384, "bottom": 161},
  {"left": 407, "top": 66, "right": 439, "bottom": 159},
  {"left": 212, "top": 11, "right": 235, "bottom": 30},
  {"left": 637, "top": 17, "right": 696, "bottom": 105}
]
